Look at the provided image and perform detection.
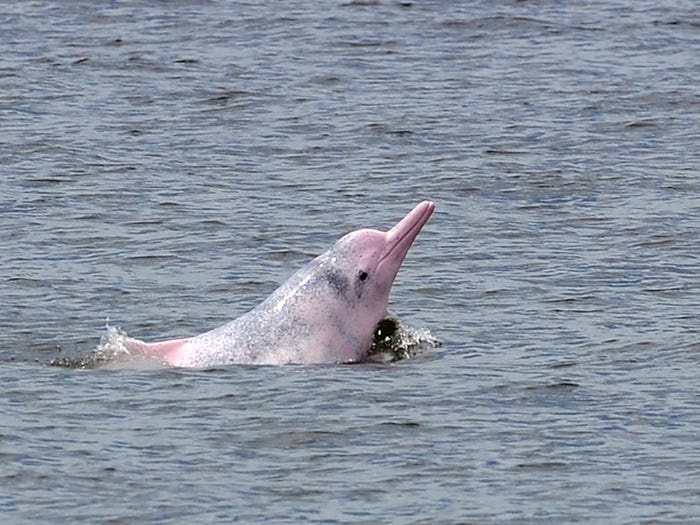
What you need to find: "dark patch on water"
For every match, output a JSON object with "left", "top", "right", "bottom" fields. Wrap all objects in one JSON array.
[{"left": 366, "top": 316, "right": 439, "bottom": 363}]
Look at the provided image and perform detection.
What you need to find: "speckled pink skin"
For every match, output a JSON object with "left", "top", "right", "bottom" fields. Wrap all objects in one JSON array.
[{"left": 123, "top": 201, "right": 435, "bottom": 367}]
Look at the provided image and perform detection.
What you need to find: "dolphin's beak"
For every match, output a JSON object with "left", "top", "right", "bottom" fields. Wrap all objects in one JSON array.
[{"left": 378, "top": 200, "right": 435, "bottom": 282}]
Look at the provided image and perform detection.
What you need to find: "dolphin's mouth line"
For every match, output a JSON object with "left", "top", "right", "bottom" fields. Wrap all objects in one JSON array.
[{"left": 379, "top": 201, "right": 434, "bottom": 267}]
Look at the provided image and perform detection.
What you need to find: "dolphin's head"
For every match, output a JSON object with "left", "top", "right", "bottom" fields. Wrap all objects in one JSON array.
[
  {"left": 261, "top": 201, "right": 435, "bottom": 364},
  {"left": 316, "top": 200, "right": 435, "bottom": 360}
]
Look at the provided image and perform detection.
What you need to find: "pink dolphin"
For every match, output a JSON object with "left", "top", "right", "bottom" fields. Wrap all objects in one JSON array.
[{"left": 122, "top": 201, "right": 435, "bottom": 366}]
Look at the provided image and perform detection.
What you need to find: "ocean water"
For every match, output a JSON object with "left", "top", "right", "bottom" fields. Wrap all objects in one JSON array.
[{"left": 1, "top": 0, "right": 699, "bottom": 523}]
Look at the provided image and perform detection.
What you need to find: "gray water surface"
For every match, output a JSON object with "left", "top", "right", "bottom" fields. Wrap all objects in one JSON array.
[{"left": 2, "top": 1, "right": 699, "bottom": 523}]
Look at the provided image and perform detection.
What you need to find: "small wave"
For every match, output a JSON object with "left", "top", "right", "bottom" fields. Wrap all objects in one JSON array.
[{"left": 50, "top": 326, "right": 156, "bottom": 369}]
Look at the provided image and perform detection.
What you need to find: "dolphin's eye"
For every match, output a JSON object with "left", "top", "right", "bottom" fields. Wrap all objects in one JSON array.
[{"left": 358, "top": 270, "right": 368, "bottom": 282}]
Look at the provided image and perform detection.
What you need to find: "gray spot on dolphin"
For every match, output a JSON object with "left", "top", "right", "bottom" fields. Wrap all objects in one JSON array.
[{"left": 321, "top": 267, "right": 350, "bottom": 300}]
